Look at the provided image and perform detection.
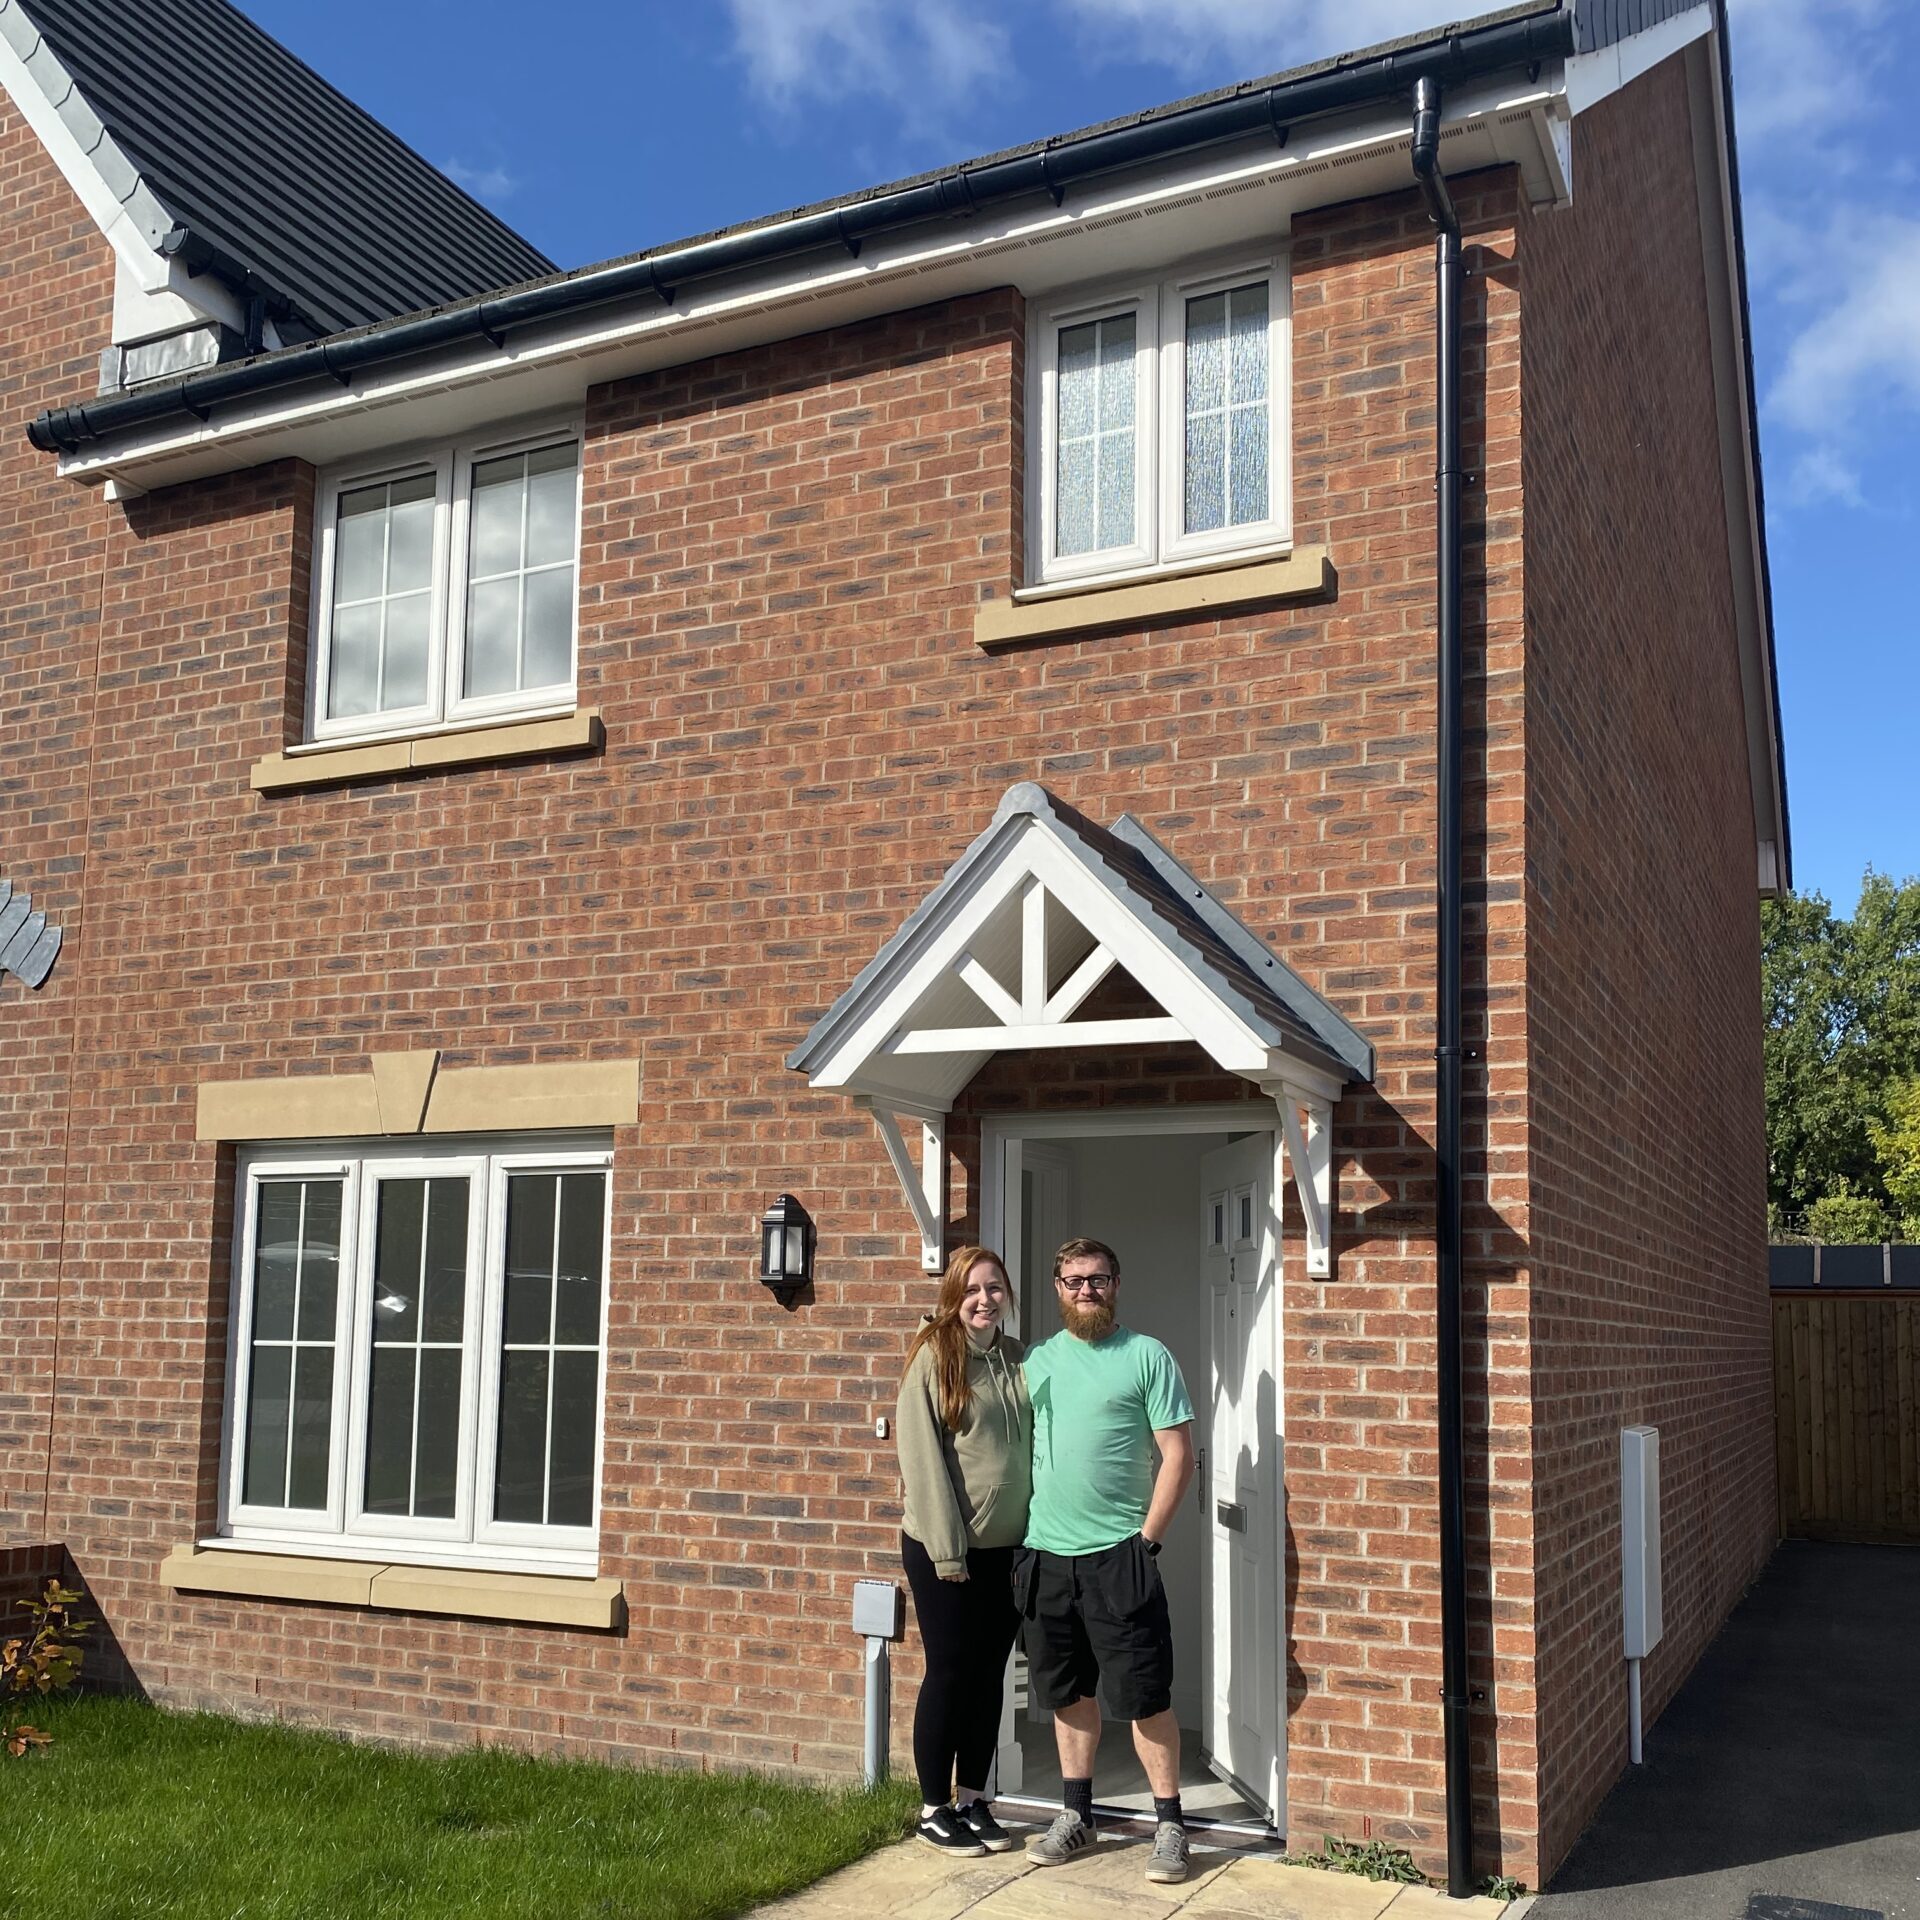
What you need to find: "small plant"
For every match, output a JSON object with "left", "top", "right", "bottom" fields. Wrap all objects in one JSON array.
[
  {"left": 1482, "top": 1870, "right": 1530, "bottom": 1901},
  {"left": 1284, "top": 1834, "right": 1427, "bottom": 1883},
  {"left": 2, "top": 1579, "right": 93, "bottom": 1757}
]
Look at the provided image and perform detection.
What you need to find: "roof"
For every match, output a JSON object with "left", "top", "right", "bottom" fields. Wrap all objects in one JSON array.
[
  {"left": 0, "top": 0, "right": 554, "bottom": 336},
  {"left": 788, "top": 782, "right": 1374, "bottom": 1095}
]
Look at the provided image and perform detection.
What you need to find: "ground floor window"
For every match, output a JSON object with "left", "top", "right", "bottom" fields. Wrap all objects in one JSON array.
[{"left": 222, "top": 1136, "right": 610, "bottom": 1572}]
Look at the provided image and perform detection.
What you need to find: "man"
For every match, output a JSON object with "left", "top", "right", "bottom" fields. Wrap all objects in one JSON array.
[{"left": 1016, "top": 1235, "right": 1196, "bottom": 1886}]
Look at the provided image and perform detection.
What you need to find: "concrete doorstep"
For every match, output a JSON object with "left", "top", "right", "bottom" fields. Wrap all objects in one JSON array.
[{"left": 751, "top": 1822, "right": 1517, "bottom": 1919}]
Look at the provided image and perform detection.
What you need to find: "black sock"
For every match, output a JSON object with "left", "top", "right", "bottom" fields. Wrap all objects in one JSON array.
[
  {"left": 1153, "top": 1794, "right": 1184, "bottom": 1828},
  {"left": 1064, "top": 1776, "right": 1095, "bottom": 1825}
]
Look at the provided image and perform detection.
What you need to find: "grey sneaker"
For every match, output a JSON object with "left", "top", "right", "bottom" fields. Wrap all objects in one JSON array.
[
  {"left": 1026, "top": 1809, "right": 1096, "bottom": 1866},
  {"left": 1144, "top": 1820, "right": 1190, "bottom": 1884}
]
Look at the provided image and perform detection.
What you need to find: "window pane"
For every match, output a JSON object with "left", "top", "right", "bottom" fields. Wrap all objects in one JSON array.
[
  {"left": 363, "top": 1346, "right": 414, "bottom": 1514},
  {"left": 464, "top": 577, "right": 519, "bottom": 700},
  {"left": 525, "top": 443, "right": 578, "bottom": 568},
  {"left": 296, "top": 1182, "right": 341, "bottom": 1340},
  {"left": 1056, "top": 436, "right": 1095, "bottom": 557},
  {"left": 253, "top": 1183, "right": 302, "bottom": 1340},
  {"left": 555, "top": 1172, "right": 606, "bottom": 1345},
  {"left": 1230, "top": 404, "right": 1269, "bottom": 527},
  {"left": 1186, "top": 293, "right": 1226, "bottom": 412},
  {"left": 549, "top": 1349, "right": 598, "bottom": 1527},
  {"left": 328, "top": 603, "right": 380, "bottom": 719},
  {"left": 1057, "top": 323, "right": 1097, "bottom": 438},
  {"left": 387, "top": 476, "right": 436, "bottom": 592},
  {"left": 288, "top": 1347, "right": 334, "bottom": 1509},
  {"left": 504, "top": 1174, "right": 557, "bottom": 1342},
  {"left": 522, "top": 568, "right": 573, "bottom": 692},
  {"left": 1229, "top": 282, "right": 1269, "bottom": 403},
  {"left": 1186, "top": 408, "right": 1225, "bottom": 536},
  {"left": 470, "top": 455, "right": 524, "bottom": 578},
  {"left": 242, "top": 1344, "right": 291, "bottom": 1507},
  {"left": 1098, "top": 428, "right": 1135, "bottom": 551},
  {"left": 334, "top": 486, "right": 386, "bottom": 603},
  {"left": 421, "top": 1180, "right": 469, "bottom": 1344},
  {"left": 415, "top": 1349, "right": 463, "bottom": 1520},
  {"left": 374, "top": 1179, "right": 425, "bottom": 1341},
  {"left": 1097, "top": 314, "right": 1135, "bottom": 429},
  {"left": 381, "top": 592, "right": 432, "bottom": 711},
  {"left": 494, "top": 1348, "right": 548, "bottom": 1523}
]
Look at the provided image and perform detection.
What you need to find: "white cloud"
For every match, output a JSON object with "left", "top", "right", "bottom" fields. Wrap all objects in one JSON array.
[
  {"left": 1724, "top": 0, "right": 1888, "bottom": 142},
  {"left": 1785, "top": 447, "right": 1864, "bottom": 508},
  {"left": 1055, "top": 0, "right": 1446, "bottom": 77},
  {"left": 443, "top": 159, "right": 517, "bottom": 201},
  {"left": 724, "top": 0, "right": 1008, "bottom": 120}
]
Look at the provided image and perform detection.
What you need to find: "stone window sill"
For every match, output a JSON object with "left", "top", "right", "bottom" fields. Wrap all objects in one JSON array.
[
  {"left": 973, "top": 546, "right": 1335, "bottom": 649},
  {"left": 251, "top": 710, "right": 603, "bottom": 793},
  {"left": 159, "top": 1546, "right": 624, "bottom": 1631}
]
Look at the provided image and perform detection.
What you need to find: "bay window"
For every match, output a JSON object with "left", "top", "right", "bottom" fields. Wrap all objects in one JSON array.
[
  {"left": 1030, "top": 259, "right": 1288, "bottom": 587},
  {"left": 310, "top": 421, "right": 581, "bottom": 744},
  {"left": 223, "top": 1138, "right": 611, "bottom": 1572}
]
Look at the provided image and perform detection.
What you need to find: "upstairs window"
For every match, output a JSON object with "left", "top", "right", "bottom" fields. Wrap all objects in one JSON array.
[
  {"left": 1030, "top": 260, "right": 1288, "bottom": 587},
  {"left": 310, "top": 421, "right": 581, "bottom": 743}
]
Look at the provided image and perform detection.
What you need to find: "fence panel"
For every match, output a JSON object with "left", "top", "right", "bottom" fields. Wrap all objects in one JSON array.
[{"left": 1772, "top": 1288, "right": 1920, "bottom": 1542}]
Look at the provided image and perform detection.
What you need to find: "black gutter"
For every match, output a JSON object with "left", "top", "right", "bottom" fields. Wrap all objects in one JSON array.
[
  {"left": 30, "top": 8, "right": 1574, "bottom": 460},
  {"left": 1410, "top": 73, "right": 1475, "bottom": 1903}
]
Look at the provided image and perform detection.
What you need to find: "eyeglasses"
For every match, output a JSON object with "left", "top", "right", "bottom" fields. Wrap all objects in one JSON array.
[{"left": 1057, "top": 1273, "right": 1115, "bottom": 1294}]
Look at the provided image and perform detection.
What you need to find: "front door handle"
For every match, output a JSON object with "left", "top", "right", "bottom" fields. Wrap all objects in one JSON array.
[{"left": 1216, "top": 1501, "right": 1246, "bottom": 1532}]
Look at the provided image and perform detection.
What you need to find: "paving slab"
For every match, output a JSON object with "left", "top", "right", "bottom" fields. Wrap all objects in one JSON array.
[
  {"left": 1184, "top": 1856, "right": 1404, "bottom": 1917},
  {"left": 1384, "top": 1884, "right": 1512, "bottom": 1917}
]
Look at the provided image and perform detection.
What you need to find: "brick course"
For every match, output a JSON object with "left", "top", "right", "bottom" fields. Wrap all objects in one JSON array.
[{"left": 0, "top": 57, "right": 1771, "bottom": 1892}]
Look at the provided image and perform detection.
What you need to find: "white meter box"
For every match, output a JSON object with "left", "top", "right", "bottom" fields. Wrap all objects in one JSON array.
[{"left": 1621, "top": 1426, "right": 1663, "bottom": 1659}]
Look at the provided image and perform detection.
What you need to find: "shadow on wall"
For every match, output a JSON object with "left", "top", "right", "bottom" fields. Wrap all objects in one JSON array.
[{"left": 1, "top": 1546, "right": 142, "bottom": 1702}]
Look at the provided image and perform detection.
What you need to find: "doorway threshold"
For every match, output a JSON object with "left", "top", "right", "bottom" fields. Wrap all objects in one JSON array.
[{"left": 993, "top": 1793, "right": 1283, "bottom": 1846}]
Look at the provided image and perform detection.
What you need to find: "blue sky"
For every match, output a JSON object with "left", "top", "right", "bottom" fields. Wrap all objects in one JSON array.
[{"left": 244, "top": 0, "right": 1919, "bottom": 913}]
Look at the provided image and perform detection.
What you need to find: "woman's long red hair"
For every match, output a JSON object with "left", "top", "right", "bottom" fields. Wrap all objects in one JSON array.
[{"left": 903, "top": 1245, "right": 1015, "bottom": 1431}]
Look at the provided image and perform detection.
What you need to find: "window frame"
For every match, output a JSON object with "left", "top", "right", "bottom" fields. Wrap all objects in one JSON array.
[
  {"left": 306, "top": 417, "right": 584, "bottom": 749},
  {"left": 219, "top": 1135, "right": 613, "bottom": 1575},
  {"left": 1027, "top": 253, "right": 1291, "bottom": 589}
]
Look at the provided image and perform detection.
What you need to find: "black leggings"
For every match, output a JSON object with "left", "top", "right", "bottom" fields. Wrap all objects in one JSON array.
[{"left": 901, "top": 1532, "right": 1020, "bottom": 1806}]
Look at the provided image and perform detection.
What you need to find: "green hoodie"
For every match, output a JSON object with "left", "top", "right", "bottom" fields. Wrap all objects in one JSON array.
[{"left": 896, "top": 1328, "right": 1032, "bottom": 1577}]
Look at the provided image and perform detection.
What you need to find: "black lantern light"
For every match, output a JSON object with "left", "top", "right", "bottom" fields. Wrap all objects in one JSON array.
[{"left": 759, "top": 1193, "right": 815, "bottom": 1292}]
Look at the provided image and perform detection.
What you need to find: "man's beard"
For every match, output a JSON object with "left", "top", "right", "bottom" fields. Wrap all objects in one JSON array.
[{"left": 1061, "top": 1296, "right": 1116, "bottom": 1340}]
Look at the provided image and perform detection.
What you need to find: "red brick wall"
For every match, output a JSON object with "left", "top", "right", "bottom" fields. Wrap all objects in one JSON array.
[
  {"left": 0, "top": 99, "right": 115, "bottom": 1567},
  {"left": 2, "top": 70, "right": 1769, "bottom": 1888},
  {"left": 1516, "top": 57, "right": 1776, "bottom": 1875}
]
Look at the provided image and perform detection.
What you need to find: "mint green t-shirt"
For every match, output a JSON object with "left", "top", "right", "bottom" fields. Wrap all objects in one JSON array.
[{"left": 1023, "top": 1325, "right": 1194, "bottom": 1555}]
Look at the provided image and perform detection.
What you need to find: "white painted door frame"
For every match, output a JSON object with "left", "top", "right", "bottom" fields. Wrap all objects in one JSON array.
[{"left": 981, "top": 1104, "right": 1288, "bottom": 1825}]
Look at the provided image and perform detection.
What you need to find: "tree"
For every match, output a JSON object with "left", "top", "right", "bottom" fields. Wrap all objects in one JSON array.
[
  {"left": 1761, "top": 870, "right": 1920, "bottom": 1226},
  {"left": 1872, "top": 1077, "right": 1920, "bottom": 1239}
]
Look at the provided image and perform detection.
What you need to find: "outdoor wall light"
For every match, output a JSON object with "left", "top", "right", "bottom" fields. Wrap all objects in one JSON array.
[{"left": 759, "top": 1193, "right": 815, "bottom": 1292}]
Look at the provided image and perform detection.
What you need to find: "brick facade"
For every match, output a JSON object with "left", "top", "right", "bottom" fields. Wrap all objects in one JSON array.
[{"left": 0, "top": 58, "right": 1772, "bottom": 1892}]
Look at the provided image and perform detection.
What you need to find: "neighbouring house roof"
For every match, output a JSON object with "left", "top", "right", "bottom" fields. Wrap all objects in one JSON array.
[
  {"left": 0, "top": 0, "right": 553, "bottom": 338},
  {"left": 788, "top": 782, "right": 1374, "bottom": 1110}
]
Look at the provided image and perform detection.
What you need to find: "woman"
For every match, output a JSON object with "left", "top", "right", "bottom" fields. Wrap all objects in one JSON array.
[{"left": 896, "top": 1244, "right": 1032, "bottom": 1856}]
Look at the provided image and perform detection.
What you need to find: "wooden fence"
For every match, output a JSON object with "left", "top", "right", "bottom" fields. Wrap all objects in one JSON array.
[{"left": 1772, "top": 1285, "right": 1920, "bottom": 1542}]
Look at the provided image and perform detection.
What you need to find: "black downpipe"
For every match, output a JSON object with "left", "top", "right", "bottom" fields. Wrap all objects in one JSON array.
[{"left": 1410, "top": 75, "right": 1473, "bottom": 1902}]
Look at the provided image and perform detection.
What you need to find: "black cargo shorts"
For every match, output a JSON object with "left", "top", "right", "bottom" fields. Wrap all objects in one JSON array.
[{"left": 1012, "top": 1533, "right": 1173, "bottom": 1722}]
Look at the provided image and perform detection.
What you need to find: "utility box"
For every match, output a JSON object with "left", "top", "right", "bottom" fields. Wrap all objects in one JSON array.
[
  {"left": 851, "top": 1578, "right": 904, "bottom": 1642},
  {"left": 1621, "top": 1426, "right": 1663, "bottom": 1659}
]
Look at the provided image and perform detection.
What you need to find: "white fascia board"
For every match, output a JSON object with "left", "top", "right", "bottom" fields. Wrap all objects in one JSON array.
[
  {"left": 1562, "top": 4, "right": 1714, "bottom": 120},
  {"left": 57, "top": 68, "right": 1565, "bottom": 492},
  {"left": 0, "top": 4, "right": 241, "bottom": 339}
]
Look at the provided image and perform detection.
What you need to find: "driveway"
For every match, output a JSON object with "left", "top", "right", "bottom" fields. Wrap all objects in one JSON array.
[{"left": 1537, "top": 1541, "right": 1920, "bottom": 1920}]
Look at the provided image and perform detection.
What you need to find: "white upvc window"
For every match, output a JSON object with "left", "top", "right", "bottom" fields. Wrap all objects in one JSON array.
[
  {"left": 309, "top": 419, "right": 582, "bottom": 745},
  {"left": 221, "top": 1137, "right": 612, "bottom": 1573},
  {"left": 1030, "top": 257, "right": 1289, "bottom": 587}
]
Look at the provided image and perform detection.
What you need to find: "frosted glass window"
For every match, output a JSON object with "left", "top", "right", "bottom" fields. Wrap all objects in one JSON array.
[
  {"left": 1184, "top": 282, "right": 1269, "bottom": 535},
  {"left": 241, "top": 1178, "right": 342, "bottom": 1510},
  {"left": 463, "top": 442, "right": 578, "bottom": 698},
  {"left": 1055, "top": 312, "right": 1137, "bottom": 557},
  {"left": 327, "top": 472, "right": 436, "bottom": 718}
]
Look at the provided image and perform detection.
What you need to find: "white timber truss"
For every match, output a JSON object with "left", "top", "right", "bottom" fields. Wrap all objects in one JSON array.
[{"left": 787, "top": 785, "right": 1369, "bottom": 1276}]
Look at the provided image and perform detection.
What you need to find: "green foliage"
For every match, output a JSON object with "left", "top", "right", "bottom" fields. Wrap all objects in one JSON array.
[
  {"left": 1482, "top": 1870, "right": 1530, "bottom": 1900},
  {"left": 1, "top": 1580, "right": 92, "bottom": 1758},
  {"left": 1, "top": 1694, "right": 915, "bottom": 1919},
  {"left": 1871, "top": 1077, "right": 1920, "bottom": 1239},
  {"left": 1763, "top": 871, "right": 1920, "bottom": 1228},
  {"left": 1805, "top": 1182, "right": 1894, "bottom": 1244},
  {"left": 1284, "top": 1834, "right": 1427, "bottom": 1882}
]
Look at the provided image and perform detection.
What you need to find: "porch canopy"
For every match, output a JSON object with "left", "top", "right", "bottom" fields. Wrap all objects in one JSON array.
[{"left": 788, "top": 783, "right": 1373, "bottom": 1275}]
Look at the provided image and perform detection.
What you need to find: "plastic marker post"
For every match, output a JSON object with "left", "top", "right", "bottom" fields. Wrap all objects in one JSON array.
[{"left": 851, "top": 1579, "right": 905, "bottom": 1785}]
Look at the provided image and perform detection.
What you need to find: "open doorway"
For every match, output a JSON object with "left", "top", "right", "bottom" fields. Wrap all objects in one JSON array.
[{"left": 985, "top": 1109, "right": 1286, "bottom": 1837}]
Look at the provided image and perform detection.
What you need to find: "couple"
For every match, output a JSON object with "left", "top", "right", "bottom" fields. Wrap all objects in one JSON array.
[{"left": 894, "top": 1237, "right": 1197, "bottom": 1887}]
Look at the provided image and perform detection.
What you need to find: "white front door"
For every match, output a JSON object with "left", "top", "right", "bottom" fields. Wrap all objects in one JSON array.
[{"left": 1199, "top": 1134, "right": 1283, "bottom": 1819}]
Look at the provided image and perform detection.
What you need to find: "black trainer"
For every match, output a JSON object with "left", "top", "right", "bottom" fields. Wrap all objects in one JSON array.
[
  {"left": 955, "top": 1800, "right": 1016, "bottom": 1853},
  {"left": 915, "top": 1806, "right": 987, "bottom": 1856}
]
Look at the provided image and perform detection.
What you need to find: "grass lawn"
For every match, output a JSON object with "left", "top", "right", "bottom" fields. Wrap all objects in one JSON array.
[{"left": 0, "top": 1695, "right": 916, "bottom": 1919}]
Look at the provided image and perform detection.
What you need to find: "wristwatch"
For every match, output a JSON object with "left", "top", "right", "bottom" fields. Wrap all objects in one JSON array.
[{"left": 1143, "top": 1536, "right": 1162, "bottom": 1558}]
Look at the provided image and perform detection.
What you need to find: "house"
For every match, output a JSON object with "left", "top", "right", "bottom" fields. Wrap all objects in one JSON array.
[{"left": 0, "top": 0, "right": 1789, "bottom": 1892}]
